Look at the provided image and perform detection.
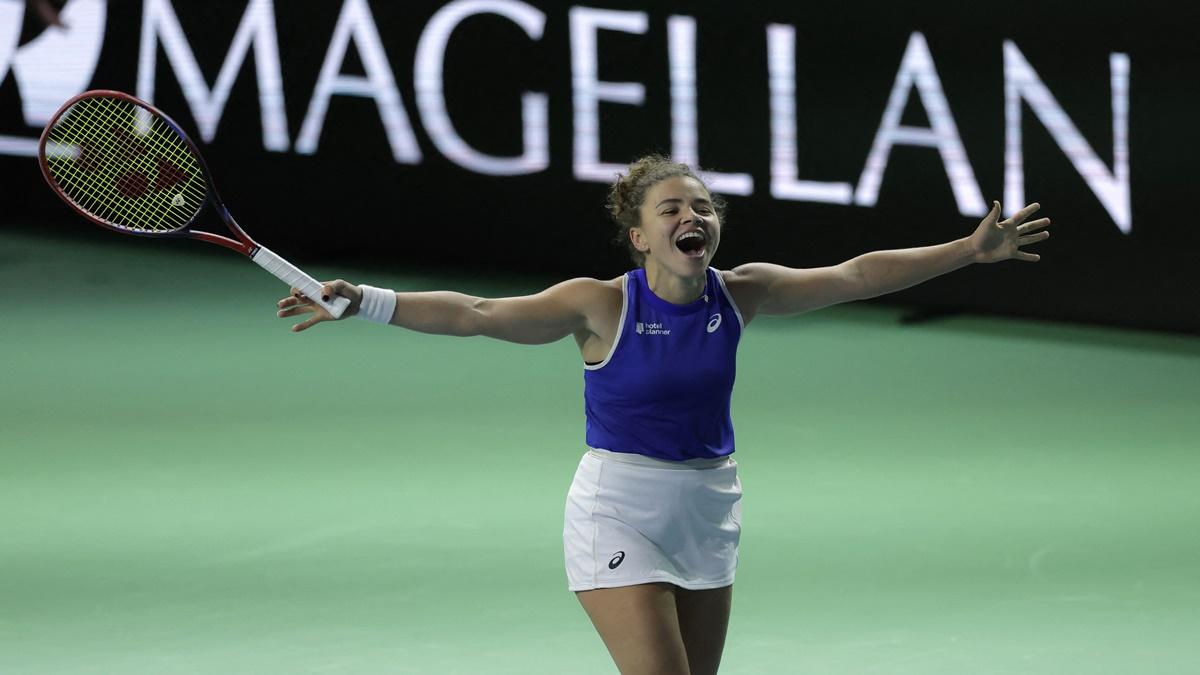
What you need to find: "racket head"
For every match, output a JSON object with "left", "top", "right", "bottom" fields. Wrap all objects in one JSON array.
[{"left": 38, "top": 90, "right": 218, "bottom": 241}]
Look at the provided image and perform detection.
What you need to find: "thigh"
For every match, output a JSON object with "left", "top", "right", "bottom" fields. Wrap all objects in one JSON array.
[
  {"left": 576, "top": 583, "right": 690, "bottom": 675},
  {"left": 675, "top": 584, "right": 733, "bottom": 675}
]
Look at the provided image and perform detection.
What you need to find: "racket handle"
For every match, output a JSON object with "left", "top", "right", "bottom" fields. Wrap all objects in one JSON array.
[{"left": 251, "top": 245, "right": 351, "bottom": 319}]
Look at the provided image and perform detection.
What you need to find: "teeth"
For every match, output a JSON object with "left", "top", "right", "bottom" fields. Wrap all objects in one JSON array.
[{"left": 676, "top": 231, "right": 704, "bottom": 242}]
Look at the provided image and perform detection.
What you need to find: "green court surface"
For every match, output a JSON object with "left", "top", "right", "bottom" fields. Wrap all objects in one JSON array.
[{"left": 2, "top": 230, "right": 1198, "bottom": 674}]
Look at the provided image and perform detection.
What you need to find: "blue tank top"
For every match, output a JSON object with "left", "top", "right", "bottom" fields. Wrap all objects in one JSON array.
[{"left": 583, "top": 267, "right": 744, "bottom": 461}]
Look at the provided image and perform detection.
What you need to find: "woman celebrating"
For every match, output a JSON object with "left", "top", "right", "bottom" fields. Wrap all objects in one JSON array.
[{"left": 277, "top": 155, "right": 1050, "bottom": 675}]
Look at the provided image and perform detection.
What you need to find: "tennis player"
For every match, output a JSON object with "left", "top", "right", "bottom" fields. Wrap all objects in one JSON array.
[{"left": 277, "top": 155, "right": 1050, "bottom": 675}]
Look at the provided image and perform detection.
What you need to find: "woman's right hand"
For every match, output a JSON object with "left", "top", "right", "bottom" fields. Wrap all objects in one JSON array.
[{"left": 276, "top": 280, "right": 362, "bottom": 332}]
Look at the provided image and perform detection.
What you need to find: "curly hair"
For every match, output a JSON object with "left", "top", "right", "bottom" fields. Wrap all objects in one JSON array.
[{"left": 605, "top": 154, "right": 727, "bottom": 266}]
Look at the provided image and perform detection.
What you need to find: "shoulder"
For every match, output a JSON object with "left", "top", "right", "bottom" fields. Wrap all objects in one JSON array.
[
  {"left": 544, "top": 275, "right": 625, "bottom": 317},
  {"left": 548, "top": 275, "right": 625, "bottom": 342},
  {"left": 720, "top": 261, "right": 863, "bottom": 318},
  {"left": 719, "top": 263, "right": 778, "bottom": 285},
  {"left": 718, "top": 265, "right": 774, "bottom": 324},
  {"left": 551, "top": 275, "right": 624, "bottom": 300}
]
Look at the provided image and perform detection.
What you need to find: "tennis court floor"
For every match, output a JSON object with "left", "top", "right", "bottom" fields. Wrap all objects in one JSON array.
[{"left": 2, "top": 230, "right": 1198, "bottom": 674}]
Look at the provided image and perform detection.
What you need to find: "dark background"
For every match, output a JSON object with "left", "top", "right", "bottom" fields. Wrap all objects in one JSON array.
[{"left": 2, "top": 0, "right": 1197, "bottom": 333}]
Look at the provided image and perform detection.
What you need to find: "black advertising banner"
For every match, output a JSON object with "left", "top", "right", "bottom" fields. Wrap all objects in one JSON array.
[{"left": 1, "top": 1, "right": 1196, "bottom": 332}]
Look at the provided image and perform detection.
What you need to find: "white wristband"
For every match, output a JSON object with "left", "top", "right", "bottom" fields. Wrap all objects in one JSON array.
[{"left": 357, "top": 285, "right": 397, "bottom": 324}]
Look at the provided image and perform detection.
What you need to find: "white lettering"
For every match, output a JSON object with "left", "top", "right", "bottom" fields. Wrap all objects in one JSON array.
[
  {"left": 297, "top": 0, "right": 421, "bottom": 163},
  {"left": 569, "top": 7, "right": 648, "bottom": 183},
  {"left": 636, "top": 321, "right": 670, "bottom": 335},
  {"left": 855, "top": 32, "right": 986, "bottom": 216},
  {"left": 1003, "top": 42, "right": 1130, "bottom": 233},
  {"left": 12, "top": 0, "right": 107, "bottom": 127},
  {"left": 766, "top": 23, "right": 853, "bottom": 204},
  {"left": 1, "top": 3, "right": 1137, "bottom": 224},
  {"left": 138, "top": 0, "right": 288, "bottom": 151},
  {"left": 667, "top": 15, "right": 752, "bottom": 195},
  {"left": 415, "top": 0, "right": 548, "bottom": 175},
  {"left": 0, "top": 0, "right": 20, "bottom": 83}
]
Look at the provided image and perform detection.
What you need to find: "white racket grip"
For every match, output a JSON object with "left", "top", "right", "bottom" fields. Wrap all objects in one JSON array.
[{"left": 251, "top": 245, "right": 350, "bottom": 319}]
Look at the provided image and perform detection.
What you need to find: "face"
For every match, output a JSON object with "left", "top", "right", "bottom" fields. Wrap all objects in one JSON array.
[{"left": 630, "top": 175, "right": 720, "bottom": 275}]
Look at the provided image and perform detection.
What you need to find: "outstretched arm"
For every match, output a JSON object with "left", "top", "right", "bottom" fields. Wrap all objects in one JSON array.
[
  {"left": 727, "top": 201, "right": 1050, "bottom": 319},
  {"left": 277, "top": 276, "right": 614, "bottom": 344}
]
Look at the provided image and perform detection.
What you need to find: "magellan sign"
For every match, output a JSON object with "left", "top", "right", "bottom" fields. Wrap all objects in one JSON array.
[{"left": 0, "top": 0, "right": 1132, "bottom": 231}]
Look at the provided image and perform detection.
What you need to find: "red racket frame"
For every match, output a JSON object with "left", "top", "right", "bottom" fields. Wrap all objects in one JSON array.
[{"left": 37, "top": 89, "right": 262, "bottom": 257}]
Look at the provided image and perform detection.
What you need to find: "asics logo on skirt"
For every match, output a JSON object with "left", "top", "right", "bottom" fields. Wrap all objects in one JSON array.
[{"left": 608, "top": 551, "right": 626, "bottom": 569}]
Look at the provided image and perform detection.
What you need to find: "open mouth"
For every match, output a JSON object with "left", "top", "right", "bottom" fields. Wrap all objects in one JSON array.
[{"left": 675, "top": 229, "right": 707, "bottom": 258}]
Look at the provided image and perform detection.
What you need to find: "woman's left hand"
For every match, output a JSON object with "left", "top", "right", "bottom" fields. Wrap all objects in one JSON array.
[{"left": 970, "top": 200, "right": 1051, "bottom": 263}]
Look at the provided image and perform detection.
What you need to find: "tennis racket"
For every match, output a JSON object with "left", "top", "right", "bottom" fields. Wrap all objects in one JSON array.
[{"left": 37, "top": 89, "right": 350, "bottom": 318}]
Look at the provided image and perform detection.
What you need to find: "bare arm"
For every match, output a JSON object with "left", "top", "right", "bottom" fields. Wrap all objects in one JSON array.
[
  {"left": 726, "top": 201, "right": 1050, "bottom": 320},
  {"left": 848, "top": 237, "right": 977, "bottom": 299},
  {"left": 278, "top": 277, "right": 616, "bottom": 345},
  {"left": 387, "top": 279, "right": 603, "bottom": 344}
]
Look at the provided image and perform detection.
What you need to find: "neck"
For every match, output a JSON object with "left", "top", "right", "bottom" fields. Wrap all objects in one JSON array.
[{"left": 643, "top": 260, "right": 706, "bottom": 304}]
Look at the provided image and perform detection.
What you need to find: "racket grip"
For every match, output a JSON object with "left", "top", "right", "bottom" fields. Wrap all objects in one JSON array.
[{"left": 251, "top": 245, "right": 351, "bottom": 319}]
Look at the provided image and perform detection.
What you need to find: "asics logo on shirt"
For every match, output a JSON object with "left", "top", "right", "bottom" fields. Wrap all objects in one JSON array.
[{"left": 707, "top": 314, "right": 722, "bottom": 333}]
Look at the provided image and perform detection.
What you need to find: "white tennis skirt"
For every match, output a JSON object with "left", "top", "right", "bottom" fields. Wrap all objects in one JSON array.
[{"left": 563, "top": 448, "right": 743, "bottom": 592}]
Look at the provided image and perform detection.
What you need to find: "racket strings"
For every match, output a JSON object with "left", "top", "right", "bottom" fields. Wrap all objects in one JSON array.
[
  {"left": 49, "top": 101, "right": 203, "bottom": 231},
  {"left": 51, "top": 97, "right": 206, "bottom": 231},
  {"left": 49, "top": 100, "right": 144, "bottom": 224},
  {"left": 48, "top": 106, "right": 170, "bottom": 229},
  {"left": 50, "top": 97, "right": 206, "bottom": 231},
  {"left": 44, "top": 96, "right": 208, "bottom": 233}
]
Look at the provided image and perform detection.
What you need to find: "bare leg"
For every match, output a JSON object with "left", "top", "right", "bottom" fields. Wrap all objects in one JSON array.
[
  {"left": 675, "top": 585, "right": 733, "bottom": 675},
  {"left": 576, "top": 582, "right": 691, "bottom": 675}
]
